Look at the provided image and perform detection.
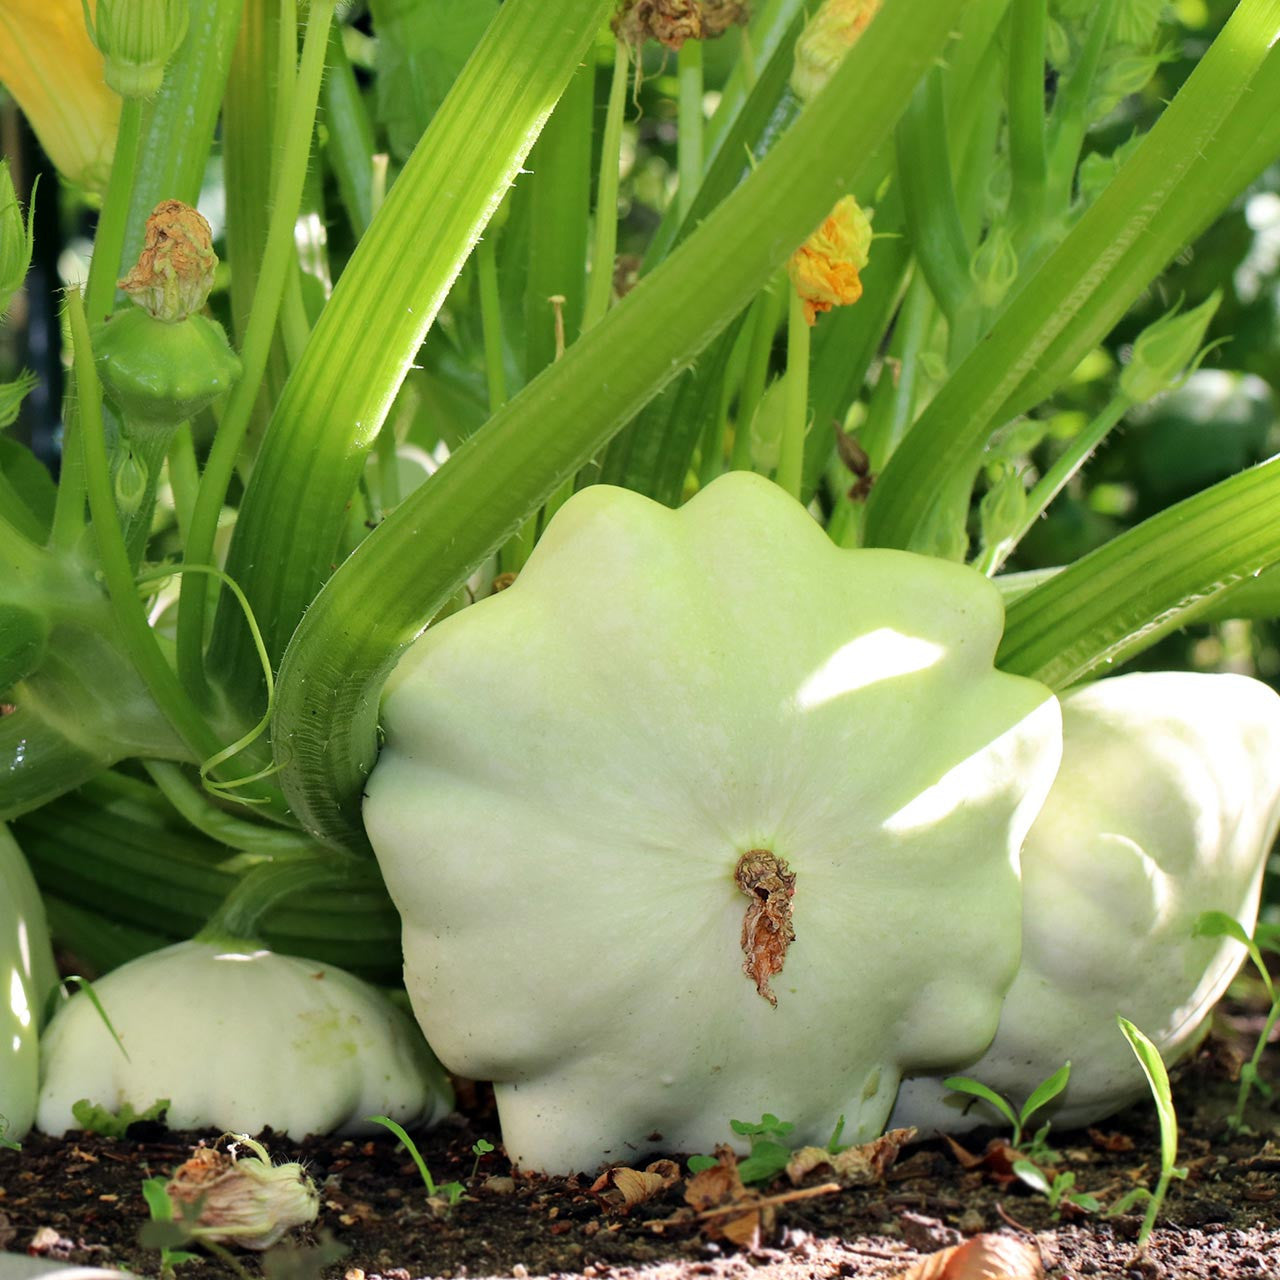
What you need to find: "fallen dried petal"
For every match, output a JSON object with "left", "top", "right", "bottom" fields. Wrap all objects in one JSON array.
[{"left": 893, "top": 1233, "right": 1044, "bottom": 1280}]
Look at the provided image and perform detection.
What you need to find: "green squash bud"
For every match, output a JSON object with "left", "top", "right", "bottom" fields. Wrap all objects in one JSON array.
[
  {"left": 0, "top": 162, "right": 36, "bottom": 318},
  {"left": 1045, "top": 17, "right": 1070, "bottom": 70},
  {"left": 790, "top": 0, "right": 881, "bottom": 102},
  {"left": 0, "top": 603, "right": 49, "bottom": 693},
  {"left": 969, "top": 225, "right": 1018, "bottom": 309},
  {"left": 1114, "top": 0, "right": 1167, "bottom": 47},
  {"left": 1119, "top": 290, "right": 1221, "bottom": 405},
  {"left": 82, "top": 0, "right": 190, "bottom": 98},
  {"left": 112, "top": 447, "right": 148, "bottom": 519},
  {"left": 979, "top": 464, "right": 1028, "bottom": 554},
  {"left": 94, "top": 307, "right": 241, "bottom": 432}
]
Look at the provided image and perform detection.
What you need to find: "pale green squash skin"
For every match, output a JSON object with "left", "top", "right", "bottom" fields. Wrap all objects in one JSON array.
[
  {"left": 1, "top": 823, "right": 57, "bottom": 1139},
  {"left": 893, "top": 671, "right": 1280, "bottom": 1134},
  {"left": 365, "top": 472, "right": 1063, "bottom": 1173}
]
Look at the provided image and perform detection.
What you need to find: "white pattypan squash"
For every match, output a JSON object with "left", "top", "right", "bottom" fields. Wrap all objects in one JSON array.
[
  {"left": 892, "top": 670, "right": 1280, "bottom": 1134},
  {"left": 363, "top": 471, "right": 1062, "bottom": 1173},
  {"left": 36, "top": 939, "right": 453, "bottom": 1137},
  {"left": 2, "top": 824, "right": 58, "bottom": 1141}
]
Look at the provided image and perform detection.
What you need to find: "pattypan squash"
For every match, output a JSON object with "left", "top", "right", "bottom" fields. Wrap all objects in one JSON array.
[
  {"left": 892, "top": 671, "right": 1280, "bottom": 1134},
  {"left": 36, "top": 939, "right": 454, "bottom": 1137},
  {"left": 1, "top": 823, "right": 58, "bottom": 1140},
  {"left": 364, "top": 471, "right": 1062, "bottom": 1173}
]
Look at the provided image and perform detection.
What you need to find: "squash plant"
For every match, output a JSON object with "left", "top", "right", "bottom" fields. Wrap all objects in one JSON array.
[{"left": 2, "top": 0, "right": 1280, "bottom": 1160}]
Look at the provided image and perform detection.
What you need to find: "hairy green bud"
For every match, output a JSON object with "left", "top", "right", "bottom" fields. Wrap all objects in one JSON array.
[
  {"left": 112, "top": 448, "right": 149, "bottom": 519},
  {"left": 83, "top": 0, "right": 190, "bottom": 98},
  {"left": 0, "top": 163, "right": 36, "bottom": 318},
  {"left": 980, "top": 465, "right": 1029, "bottom": 554},
  {"left": 1120, "top": 290, "right": 1222, "bottom": 405},
  {"left": 969, "top": 225, "right": 1018, "bottom": 309}
]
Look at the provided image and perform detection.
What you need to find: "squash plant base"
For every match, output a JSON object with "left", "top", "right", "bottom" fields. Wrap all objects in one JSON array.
[{"left": 2, "top": 1018, "right": 1278, "bottom": 1279}]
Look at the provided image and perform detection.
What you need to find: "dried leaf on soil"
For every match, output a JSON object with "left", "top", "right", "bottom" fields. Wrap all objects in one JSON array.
[
  {"left": 590, "top": 1160, "right": 682, "bottom": 1211},
  {"left": 787, "top": 1126, "right": 916, "bottom": 1185},
  {"left": 891, "top": 1233, "right": 1044, "bottom": 1280},
  {"left": 942, "top": 1135, "right": 1025, "bottom": 1186}
]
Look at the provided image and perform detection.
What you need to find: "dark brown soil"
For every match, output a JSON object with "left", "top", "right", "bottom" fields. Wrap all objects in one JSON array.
[{"left": 2, "top": 1004, "right": 1279, "bottom": 1280}]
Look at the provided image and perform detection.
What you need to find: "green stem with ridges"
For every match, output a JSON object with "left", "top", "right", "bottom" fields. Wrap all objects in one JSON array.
[
  {"left": 1006, "top": 0, "right": 1048, "bottom": 250},
  {"left": 895, "top": 68, "right": 969, "bottom": 321},
  {"left": 84, "top": 97, "right": 144, "bottom": 325},
  {"left": 865, "top": 3, "right": 1280, "bottom": 553},
  {"left": 677, "top": 38, "right": 705, "bottom": 222},
  {"left": 176, "top": 0, "right": 337, "bottom": 700},
  {"left": 776, "top": 288, "right": 810, "bottom": 498},
  {"left": 166, "top": 423, "right": 198, "bottom": 547},
  {"left": 582, "top": 40, "right": 631, "bottom": 334},
  {"left": 322, "top": 21, "right": 377, "bottom": 236},
  {"left": 1045, "top": 0, "right": 1116, "bottom": 213},
  {"left": 730, "top": 278, "right": 786, "bottom": 471},
  {"left": 195, "top": 855, "right": 357, "bottom": 945},
  {"left": 270, "top": 0, "right": 973, "bottom": 850},
  {"left": 476, "top": 236, "right": 508, "bottom": 413},
  {"left": 67, "top": 291, "right": 224, "bottom": 768},
  {"left": 997, "top": 455, "right": 1280, "bottom": 690},
  {"left": 209, "top": 0, "right": 617, "bottom": 700},
  {"left": 48, "top": 402, "right": 87, "bottom": 551}
]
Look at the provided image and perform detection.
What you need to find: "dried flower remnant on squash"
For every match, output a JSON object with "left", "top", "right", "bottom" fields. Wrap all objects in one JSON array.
[
  {"left": 788, "top": 195, "right": 872, "bottom": 326},
  {"left": 791, "top": 0, "right": 882, "bottom": 102},
  {"left": 614, "top": 0, "right": 703, "bottom": 49},
  {"left": 119, "top": 199, "right": 217, "bottom": 322},
  {"left": 735, "top": 849, "right": 796, "bottom": 1006}
]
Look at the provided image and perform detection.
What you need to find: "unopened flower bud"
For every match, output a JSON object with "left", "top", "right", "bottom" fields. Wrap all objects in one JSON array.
[
  {"left": 980, "top": 464, "right": 1028, "bottom": 553},
  {"left": 1119, "top": 290, "right": 1222, "bottom": 404},
  {"left": 1092, "top": 47, "right": 1166, "bottom": 117},
  {"left": 969, "top": 225, "right": 1018, "bottom": 309},
  {"left": 119, "top": 200, "right": 215, "bottom": 322},
  {"left": 914, "top": 500, "right": 969, "bottom": 564},
  {"left": 1114, "top": 0, "right": 1166, "bottom": 47},
  {"left": 166, "top": 1137, "right": 318, "bottom": 1251},
  {"left": 790, "top": 0, "right": 881, "bottom": 103},
  {"left": 85, "top": 0, "right": 190, "bottom": 98},
  {"left": 113, "top": 447, "right": 148, "bottom": 518},
  {"left": 788, "top": 195, "right": 872, "bottom": 326},
  {"left": 1045, "top": 17, "right": 1070, "bottom": 70},
  {"left": 0, "top": 164, "right": 35, "bottom": 318}
]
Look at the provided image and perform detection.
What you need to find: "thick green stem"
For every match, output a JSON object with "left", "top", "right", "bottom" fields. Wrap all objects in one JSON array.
[
  {"left": 678, "top": 39, "right": 705, "bottom": 222},
  {"left": 84, "top": 98, "right": 144, "bottom": 325},
  {"left": 1006, "top": 0, "right": 1048, "bottom": 249},
  {"left": 865, "top": 2, "right": 1280, "bottom": 552},
  {"left": 582, "top": 40, "right": 631, "bottom": 334},
  {"left": 322, "top": 22, "right": 377, "bottom": 236},
  {"left": 270, "top": 0, "right": 972, "bottom": 850},
  {"left": 730, "top": 278, "right": 786, "bottom": 470},
  {"left": 195, "top": 854, "right": 357, "bottom": 945},
  {"left": 177, "top": 0, "right": 337, "bottom": 699},
  {"left": 776, "top": 288, "right": 810, "bottom": 498},
  {"left": 476, "top": 235, "right": 508, "bottom": 412},
  {"left": 895, "top": 68, "right": 970, "bottom": 320},
  {"left": 1045, "top": 0, "right": 1116, "bottom": 212},
  {"left": 66, "top": 292, "right": 224, "bottom": 765}
]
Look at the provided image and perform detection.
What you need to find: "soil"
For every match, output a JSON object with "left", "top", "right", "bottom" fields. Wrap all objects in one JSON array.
[{"left": 2, "top": 1001, "right": 1279, "bottom": 1280}]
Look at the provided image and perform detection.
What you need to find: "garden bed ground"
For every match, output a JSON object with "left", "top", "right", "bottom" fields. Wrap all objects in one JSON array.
[{"left": 2, "top": 1000, "right": 1278, "bottom": 1280}]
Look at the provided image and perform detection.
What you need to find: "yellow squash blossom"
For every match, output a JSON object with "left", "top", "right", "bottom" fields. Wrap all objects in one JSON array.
[
  {"left": 787, "top": 194, "right": 872, "bottom": 325},
  {"left": 0, "top": 0, "right": 119, "bottom": 192},
  {"left": 791, "top": 0, "right": 882, "bottom": 102}
]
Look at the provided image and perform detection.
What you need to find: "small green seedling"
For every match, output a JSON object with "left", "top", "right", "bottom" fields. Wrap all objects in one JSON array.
[
  {"left": 1011, "top": 1161, "right": 1102, "bottom": 1216},
  {"left": 72, "top": 1096, "right": 170, "bottom": 1138},
  {"left": 367, "top": 1114, "right": 464, "bottom": 1206},
  {"left": 1193, "top": 911, "right": 1280, "bottom": 1129},
  {"left": 1117, "top": 1015, "right": 1187, "bottom": 1251},
  {"left": 942, "top": 1060, "right": 1071, "bottom": 1157},
  {"left": 470, "top": 1137, "right": 495, "bottom": 1179},
  {"left": 139, "top": 1178, "right": 205, "bottom": 1279},
  {"left": 0, "top": 1114, "right": 20, "bottom": 1151},
  {"left": 687, "top": 1113, "right": 798, "bottom": 1184}
]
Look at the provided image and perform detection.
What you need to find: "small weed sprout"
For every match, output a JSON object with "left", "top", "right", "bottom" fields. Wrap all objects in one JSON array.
[
  {"left": 1011, "top": 1161, "right": 1101, "bottom": 1216},
  {"left": 72, "top": 1096, "right": 169, "bottom": 1137},
  {"left": 942, "top": 1060, "right": 1071, "bottom": 1157},
  {"left": 140, "top": 1178, "right": 216, "bottom": 1279},
  {"left": 470, "top": 1137, "right": 495, "bottom": 1180},
  {"left": 1192, "top": 910, "right": 1280, "bottom": 1129},
  {"left": 687, "top": 1113, "right": 847, "bottom": 1185},
  {"left": 0, "top": 1114, "right": 20, "bottom": 1151},
  {"left": 368, "top": 1114, "right": 464, "bottom": 1206},
  {"left": 1117, "top": 1015, "right": 1187, "bottom": 1251}
]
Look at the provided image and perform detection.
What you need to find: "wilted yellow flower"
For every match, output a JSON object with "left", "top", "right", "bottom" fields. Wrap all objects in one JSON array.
[
  {"left": 787, "top": 195, "right": 872, "bottom": 326},
  {"left": 0, "top": 0, "right": 119, "bottom": 192},
  {"left": 791, "top": 0, "right": 882, "bottom": 102}
]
